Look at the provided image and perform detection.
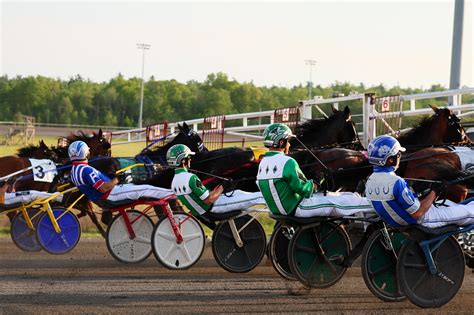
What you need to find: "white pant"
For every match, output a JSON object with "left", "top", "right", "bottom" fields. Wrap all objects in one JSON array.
[
  {"left": 106, "top": 184, "right": 174, "bottom": 202},
  {"left": 294, "top": 192, "right": 374, "bottom": 218},
  {"left": 211, "top": 190, "right": 267, "bottom": 213},
  {"left": 420, "top": 200, "right": 474, "bottom": 228},
  {"left": 3, "top": 191, "right": 62, "bottom": 205}
]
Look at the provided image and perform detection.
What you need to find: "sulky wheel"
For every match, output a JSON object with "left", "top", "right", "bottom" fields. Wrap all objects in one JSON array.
[
  {"left": 361, "top": 228, "right": 406, "bottom": 302},
  {"left": 152, "top": 212, "right": 205, "bottom": 270},
  {"left": 106, "top": 210, "right": 154, "bottom": 263},
  {"left": 11, "top": 208, "right": 42, "bottom": 252},
  {"left": 457, "top": 230, "right": 474, "bottom": 268},
  {"left": 269, "top": 224, "right": 296, "bottom": 280},
  {"left": 397, "top": 237, "right": 465, "bottom": 308},
  {"left": 288, "top": 221, "right": 351, "bottom": 288},
  {"left": 36, "top": 207, "right": 81, "bottom": 254},
  {"left": 212, "top": 215, "right": 267, "bottom": 273}
]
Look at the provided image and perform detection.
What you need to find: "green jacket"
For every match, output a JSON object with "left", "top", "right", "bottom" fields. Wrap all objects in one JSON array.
[
  {"left": 171, "top": 168, "right": 211, "bottom": 216},
  {"left": 256, "top": 151, "right": 313, "bottom": 215}
]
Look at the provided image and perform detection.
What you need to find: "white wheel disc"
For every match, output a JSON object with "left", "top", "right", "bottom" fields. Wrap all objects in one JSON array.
[
  {"left": 152, "top": 213, "right": 205, "bottom": 269},
  {"left": 106, "top": 210, "right": 154, "bottom": 263}
]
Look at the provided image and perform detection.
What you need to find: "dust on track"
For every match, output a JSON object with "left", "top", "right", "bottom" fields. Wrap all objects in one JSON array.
[{"left": 0, "top": 238, "right": 472, "bottom": 314}]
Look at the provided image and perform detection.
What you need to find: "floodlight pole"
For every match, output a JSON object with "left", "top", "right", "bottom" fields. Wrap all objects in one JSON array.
[
  {"left": 137, "top": 43, "right": 150, "bottom": 129},
  {"left": 449, "top": 0, "right": 464, "bottom": 105},
  {"left": 304, "top": 60, "right": 317, "bottom": 100}
]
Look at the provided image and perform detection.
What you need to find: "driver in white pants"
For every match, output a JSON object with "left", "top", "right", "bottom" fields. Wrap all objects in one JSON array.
[
  {"left": 166, "top": 144, "right": 265, "bottom": 217},
  {"left": 0, "top": 179, "right": 62, "bottom": 206},
  {"left": 365, "top": 135, "right": 474, "bottom": 229},
  {"left": 68, "top": 141, "right": 174, "bottom": 204}
]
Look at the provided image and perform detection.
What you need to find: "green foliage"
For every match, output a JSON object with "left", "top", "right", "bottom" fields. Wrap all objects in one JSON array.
[{"left": 0, "top": 73, "right": 456, "bottom": 127}]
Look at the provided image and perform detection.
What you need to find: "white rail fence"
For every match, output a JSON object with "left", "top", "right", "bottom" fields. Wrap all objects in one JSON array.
[{"left": 109, "top": 87, "right": 474, "bottom": 147}]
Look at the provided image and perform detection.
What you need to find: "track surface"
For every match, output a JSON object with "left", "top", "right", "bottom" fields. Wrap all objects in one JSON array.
[{"left": 0, "top": 238, "right": 472, "bottom": 314}]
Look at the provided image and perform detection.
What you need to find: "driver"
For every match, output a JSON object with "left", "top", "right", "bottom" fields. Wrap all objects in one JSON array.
[
  {"left": 365, "top": 135, "right": 474, "bottom": 228},
  {"left": 256, "top": 123, "right": 372, "bottom": 217},
  {"left": 68, "top": 141, "right": 174, "bottom": 203},
  {"left": 0, "top": 179, "right": 62, "bottom": 206},
  {"left": 167, "top": 144, "right": 265, "bottom": 217}
]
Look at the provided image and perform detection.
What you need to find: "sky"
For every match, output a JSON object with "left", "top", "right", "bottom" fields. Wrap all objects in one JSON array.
[{"left": 1, "top": 0, "right": 473, "bottom": 89}]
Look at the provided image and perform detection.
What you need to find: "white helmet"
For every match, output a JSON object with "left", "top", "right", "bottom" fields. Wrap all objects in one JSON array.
[{"left": 68, "top": 141, "right": 90, "bottom": 161}]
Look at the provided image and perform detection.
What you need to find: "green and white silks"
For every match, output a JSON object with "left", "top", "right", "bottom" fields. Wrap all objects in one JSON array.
[
  {"left": 171, "top": 168, "right": 265, "bottom": 216},
  {"left": 257, "top": 151, "right": 372, "bottom": 217}
]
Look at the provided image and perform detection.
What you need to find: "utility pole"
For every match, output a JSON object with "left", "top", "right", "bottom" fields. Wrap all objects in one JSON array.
[
  {"left": 449, "top": 0, "right": 464, "bottom": 105},
  {"left": 137, "top": 43, "right": 150, "bottom": 128},
  {"left": 304, "top": 59, "right": 317, "bottom": 100}
]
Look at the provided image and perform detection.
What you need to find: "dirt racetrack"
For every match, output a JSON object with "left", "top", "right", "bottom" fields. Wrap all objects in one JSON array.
[{"left": 0, "top": 238, "right": 472, "bottom": 314}]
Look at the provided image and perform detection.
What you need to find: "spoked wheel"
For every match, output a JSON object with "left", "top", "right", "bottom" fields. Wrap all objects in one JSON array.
[
  {"left": 152, "top": 212, "right": 205, "bottom": 270},
  {"left": 397, "top": 237, "right": 465, "bottom": 308},
  {"left": 457, "top": 230, "right": 474, "bottom": 268},
  {"left": 288, "top": 221, "right": 351, "bottom": 288},
  {"left": 269, "top": 224, "right": 296, "bottom": 280},
  {"left": 106, "top": 210, "right": 154, "bottom": 263},
  {"left": 11, "top": 208, "right": 42, "bottom": 252},
  {"left": 212, "top": 215, "right": 267, "bottom": 273},
  {"left": 361, "top": 228, "right": 406, "bottom": 302},
  {"left": 36, "top": 207, "right": 81, "bottom": 254}
]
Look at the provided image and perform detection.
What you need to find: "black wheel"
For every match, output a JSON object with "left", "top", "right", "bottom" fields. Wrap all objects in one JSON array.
[
  {"left": 212, "top": 215, "right": 267, "bottom": 273},
  {"left": 269, "top": 224, "right": 296, "bottom": 280},
  {"left": 466, "top": 256, "right": 474, "bottom": 269},
  {"left": 288, "top": 221, "right": 351, "bottom": 288},
  {"left": 397, "top": 237, "right": 465, "bottom": 308},
  {"left": 361, "top": 228, "right": 406, "bottom": 302}
]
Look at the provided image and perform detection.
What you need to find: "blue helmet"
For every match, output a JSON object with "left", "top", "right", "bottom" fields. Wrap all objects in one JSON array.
[
  {"left": 367, "top": 135, "right": 405, "bottom": 166},
  {"left": 68, "top": 141, "right": 90, "bottom": 161}
]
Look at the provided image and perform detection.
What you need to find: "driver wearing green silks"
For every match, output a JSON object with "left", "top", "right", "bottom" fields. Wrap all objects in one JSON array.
[
  {"left": 166, "top": 144, "right": 265, "bottom": 217},
  {"left": 256, "top": 123, "right": 372, "bottom": 217}
]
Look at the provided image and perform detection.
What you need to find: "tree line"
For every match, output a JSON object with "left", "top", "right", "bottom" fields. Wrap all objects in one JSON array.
[{"left": 0, "top": 73, "right": 470, "bottom": 127}]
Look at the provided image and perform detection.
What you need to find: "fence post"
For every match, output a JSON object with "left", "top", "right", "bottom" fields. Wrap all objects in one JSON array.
[
  {"left": 363, "top": 93, "right": 375, "bottom": 147},
  {"left": 299, "top": 101, "right": 312, "bottom": 120}
]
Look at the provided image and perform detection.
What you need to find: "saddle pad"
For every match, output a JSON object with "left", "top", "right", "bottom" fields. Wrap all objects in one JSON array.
[
  {"left": 453, "top": 146, "right": 474, "bottom": 170},
  {"left": 29, "top": 159, "right": 57, "bottom": 183}
]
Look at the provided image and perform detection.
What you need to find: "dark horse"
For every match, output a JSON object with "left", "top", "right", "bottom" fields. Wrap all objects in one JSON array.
[
  {"left": 142, "top": 106, "right": 363, "bottom": 192},
  {"left": 291, "top": 105, "right": 364, "bottom": 151},
  {"left": 0, "top": 129, "right": 112, "bottom": 227},
  {"left": 288, "top": 105, "right": 471, "bottom": 193},
  {"left": 1, "top": 129, "right": 111, "bottom": 192}
]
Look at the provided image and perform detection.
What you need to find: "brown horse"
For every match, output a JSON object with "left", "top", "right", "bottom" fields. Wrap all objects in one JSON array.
[
  {"left": 397, "top": 105, "right": 471, "bottom": 150},
  {"left": 403, "top": 147, "right": 470, "bottom": 202},
  {"left": 0, "top": 129, "right": 112, "bottom": 224}
]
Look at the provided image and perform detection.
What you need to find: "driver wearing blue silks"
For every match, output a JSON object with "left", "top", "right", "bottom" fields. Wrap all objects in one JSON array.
[{"left": 365, "top": 135, "right": 474, "bottom": 228}]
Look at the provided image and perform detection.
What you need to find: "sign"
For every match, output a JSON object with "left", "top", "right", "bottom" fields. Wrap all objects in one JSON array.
[{"left": 381, "top": 99, "right": 390, "bottom": 112}]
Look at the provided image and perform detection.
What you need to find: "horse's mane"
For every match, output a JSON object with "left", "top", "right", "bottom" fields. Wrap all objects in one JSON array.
[
  {"left": 17, "top": 144, "right": 42, "bottom": 157},
  {"left": 295, "top": 114, "right": 343, "bottom": 137},
  {"left": 66, "top": 130, "right": 95, "bottom": 144},
  {"left": 398, "top": 115, "right": 435, "bottom": 145}
]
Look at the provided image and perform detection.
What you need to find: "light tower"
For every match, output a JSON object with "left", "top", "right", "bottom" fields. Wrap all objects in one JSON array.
[
  {"left": 304, "top": 59, "right": 317, "bottom": 100},
  {"left": 137, "top": 43, "right": 150, "bottom": 128}
]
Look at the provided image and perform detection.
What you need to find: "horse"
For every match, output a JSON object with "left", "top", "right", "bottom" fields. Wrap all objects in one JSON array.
[
  {"left": 17, "top": 140, "right": 58, "bottom": 161},
  {"left": 1, "top": 129, "right": 111, "bottom": 191},
  {"left": 140, "top": 107, "right": 364, "bottom": 193},
  {"left": 0, "top": 130, "right": 112, "bottom": 225},
  {"left": 397, "top": 105, "right": 471, "bottom": 150},
  {"left": 401, "top": 147, "right": 474, "bottom": 202},
  {"left": 290, "top": 105, "right": 363, "bottom": 151}
]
